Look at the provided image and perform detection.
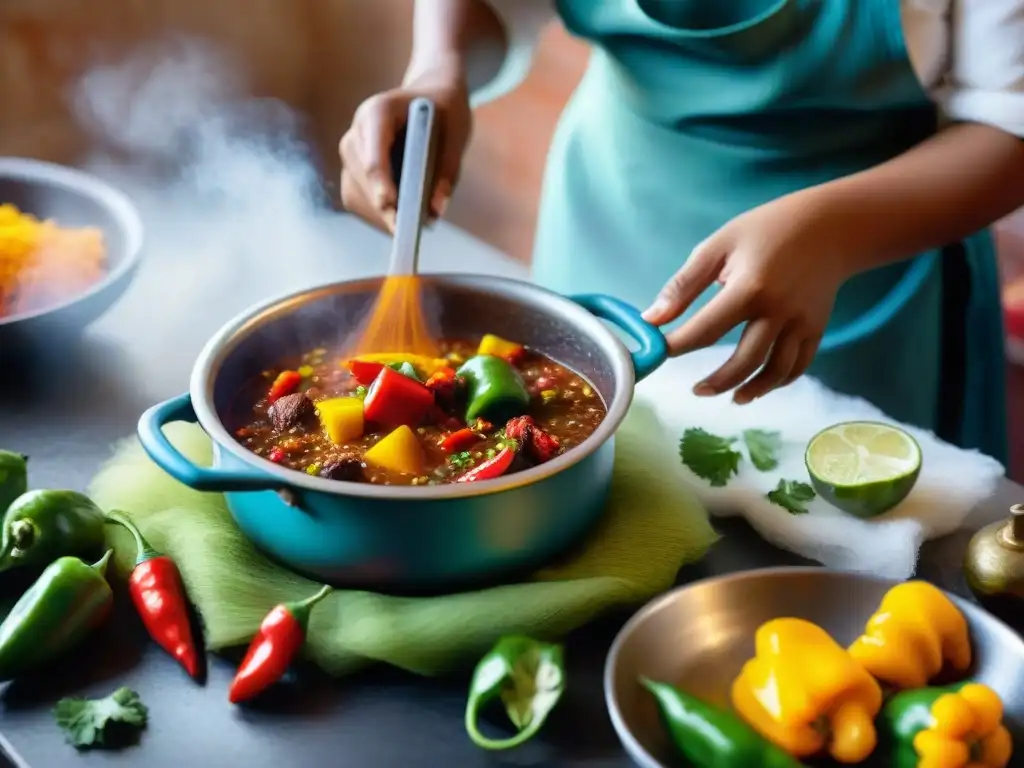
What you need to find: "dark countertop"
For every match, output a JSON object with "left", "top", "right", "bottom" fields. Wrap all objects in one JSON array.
[{"left": 1, "top": 207, "right": 1021, "bottom": 767}]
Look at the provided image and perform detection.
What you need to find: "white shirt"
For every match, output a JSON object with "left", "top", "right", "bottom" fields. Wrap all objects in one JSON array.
[{"left": 477, "top": 0, "right": 1024, "bottom": 137}]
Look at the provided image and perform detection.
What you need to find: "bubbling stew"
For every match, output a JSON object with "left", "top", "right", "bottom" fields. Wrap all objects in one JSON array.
[{"left": 232, "top": 334, "right": 608, "bottom": 486}]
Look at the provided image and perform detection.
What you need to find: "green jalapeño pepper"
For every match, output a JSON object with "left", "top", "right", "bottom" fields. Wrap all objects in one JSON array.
[
  {"left": 0, "top": 490, "right": 106, "bottom": 573},
  {"left": 0, "top": 451, "right": 28, "bottom": 515},
  {"left": 0, "top": 550, "right": 114, "bottom": 681},
  {"left": 640, "top": 678, "right": 807, "bottom": 768},
  {"left": 881, "top": 682, "right": 1013, "bottom": 768},
  {"left": 464, "top": 635, "right": 565, "bottom": 750},
  {"left": 457, "top": 355, "right": 530, "bottom": 423}
]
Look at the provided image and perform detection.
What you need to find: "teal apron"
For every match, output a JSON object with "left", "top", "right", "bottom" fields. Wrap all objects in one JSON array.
[{"left": 531, "top": 0, "right": 1008, "bottom": 465}]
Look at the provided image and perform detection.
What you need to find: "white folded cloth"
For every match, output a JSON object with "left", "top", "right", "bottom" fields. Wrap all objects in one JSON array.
[{"left": 636, "top": 346, "right": 1005, "bottom": 579}]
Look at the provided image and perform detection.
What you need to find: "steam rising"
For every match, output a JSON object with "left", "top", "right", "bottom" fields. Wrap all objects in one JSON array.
[{"left": 75, "top": 41, "right": 392, "bottom": 401}]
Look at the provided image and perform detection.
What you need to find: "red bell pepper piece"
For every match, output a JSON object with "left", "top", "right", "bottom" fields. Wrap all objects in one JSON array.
[
  {"left": 268, "top": 370, "right": 302, "bottom": 403},
  {"left": 363, "top": 366, "right": 435, "bottom": 426},
  {"left": 456, "top": 448, "right": 516, "bottom": 482},
  {"left": 441, "top": 427, "right": 481, "bottom": 454},
  {"left": 228, "top": 585, "right": 333, "bottom": 704},
  {"left": 346, "top": 359, "right": 385, "bottom": 385},
  {"left": 105, "top": 511, "right": 201, "bottom": 679}
]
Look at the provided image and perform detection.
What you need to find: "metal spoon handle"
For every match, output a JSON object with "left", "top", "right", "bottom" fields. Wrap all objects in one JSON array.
[{"left": 389, "top": 98, "right": 437, "bottom": 276}]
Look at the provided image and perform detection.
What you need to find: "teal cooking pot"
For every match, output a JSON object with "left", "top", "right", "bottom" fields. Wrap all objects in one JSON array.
[{"left": 137, "top": 275, "right": 668, "bottom": 589}]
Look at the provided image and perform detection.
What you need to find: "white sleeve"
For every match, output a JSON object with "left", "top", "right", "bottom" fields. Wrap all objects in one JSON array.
[
  {"left": 903, "top": 0, "right": 1024, "bottom": 137},
  {"left": 472, "top": 0, "right": 556, "bottom": 107}
]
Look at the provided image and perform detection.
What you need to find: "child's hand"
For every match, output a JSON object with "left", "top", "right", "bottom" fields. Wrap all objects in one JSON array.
[{"left": 642, "top": 190, "right": 852, "bottom": 404}]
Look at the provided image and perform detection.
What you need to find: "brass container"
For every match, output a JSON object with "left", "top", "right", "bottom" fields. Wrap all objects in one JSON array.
[{"left": 964, "top": 504, "right": 1024, "bottom": 612}]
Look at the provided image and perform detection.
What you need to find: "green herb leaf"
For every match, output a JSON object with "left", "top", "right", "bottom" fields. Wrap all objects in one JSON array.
[
  {"left": 743, "top": 429, "right": 782, "bottom": 471},
  {"left": 679, "top": 428, "right": 742, "bottom": 487},
  {"left": 766, "top": 479, "right": 816, "bottom": 515},
  {"left": 54, "top": 687, "right": 148, "bottom": 749},
  {"left": 352, "top": 385, "right": 368, "bottom": 400},
  {"left": 448, "top": 451, "right": 474, "bottom": 469}
]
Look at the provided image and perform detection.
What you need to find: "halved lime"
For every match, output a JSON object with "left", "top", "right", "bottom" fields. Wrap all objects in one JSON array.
[{"left": 805, "top": 422, "right": 921, "bottom": 518}]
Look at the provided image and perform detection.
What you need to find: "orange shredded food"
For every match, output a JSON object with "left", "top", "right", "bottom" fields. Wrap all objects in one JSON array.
[{"left": 0, "top": 203, "right": 107, "bottom": 318}]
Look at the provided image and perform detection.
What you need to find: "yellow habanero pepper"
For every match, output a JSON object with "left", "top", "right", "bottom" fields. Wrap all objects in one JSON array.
[
  {"left": 881, "top": 682, "right": 1013, "bottom": 768},
  {"left": 847, "top": 581, "right": 972, "bottom": 691},
  {"left": 731, "top": 618, "right": 883, "bottom": 764}
]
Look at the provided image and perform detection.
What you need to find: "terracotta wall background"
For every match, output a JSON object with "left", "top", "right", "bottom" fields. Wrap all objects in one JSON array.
[{"left": 0, "top": 0, "right": 586, "bottom": 264}]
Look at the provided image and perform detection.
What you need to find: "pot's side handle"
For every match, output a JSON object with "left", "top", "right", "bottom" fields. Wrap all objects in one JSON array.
[
  {"left": 137, "top": 393, "right": 283, "bottom": 492},
  {"left": 570, "top": 294, "right": 669, "bottom": 382}
]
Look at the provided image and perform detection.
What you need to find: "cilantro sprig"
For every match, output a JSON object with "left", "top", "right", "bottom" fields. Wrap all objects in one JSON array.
[
  {"left": 766, "top": 479, "right": 816, "bottom": 515},
  {"left": 679, "top": 428, "right": 742, "bottom": 487},
  {"left": 54, "top": 687, "right": 148, "bottom": 750}
]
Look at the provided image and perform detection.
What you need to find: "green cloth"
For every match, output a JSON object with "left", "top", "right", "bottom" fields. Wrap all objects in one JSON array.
[{"left": 88, "top": 401, "right": 717, "bottom": 677}]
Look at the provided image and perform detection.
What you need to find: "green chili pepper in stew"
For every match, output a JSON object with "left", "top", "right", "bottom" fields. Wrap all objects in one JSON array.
[
  {"left": 0, "top": 550, "right": 114, "bottom": 681},
  {"left": 457, "top": 355, "right": 530, "bottom": 424},
  {"left": 0, "top": 490, "right": 106, "bottom": 573},
  {"left": 0, "top": 451, "right": 28, "bottom": 515},
  {"left": 640, "top": 678, "right": 807, "bottom": 768},
  {"left": 464, "top": 635, "right": 565, "bottom": 751}
]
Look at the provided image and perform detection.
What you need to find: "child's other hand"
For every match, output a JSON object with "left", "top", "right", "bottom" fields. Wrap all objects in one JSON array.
[{"left": 642, "top": 190, "right": 852, "bottom": 404}]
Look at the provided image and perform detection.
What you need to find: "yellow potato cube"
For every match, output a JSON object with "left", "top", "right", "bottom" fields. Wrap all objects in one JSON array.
[
  {"left": 316, "top": 397, "right": 364, "bottom": 445},
  {"left": 363, "top": 425, "right": 424, "bottom": 476}
]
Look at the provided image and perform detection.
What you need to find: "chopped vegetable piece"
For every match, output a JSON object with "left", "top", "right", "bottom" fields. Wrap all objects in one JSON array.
[
  {"left": 346, "top": 353, "right": 447, "bottom": 379},
  {"left": 847, "top": 580, "right": 971, "bottom": 690},
  {"left": 457, "top": 355, "right": 531, "bottom": 423},
  {"left": 731, "top": 618, "right": 883, "bottom": 763},
  {"left": 363, "top": 367, "right": 434, "bottom": 427},
  {"left": 679, "top": 428, "right": 742, "bottom": 487},
  {"left": 267, "top": 370, "right": 302, "bottom": 404},
  {"left": 441, "top": 428, "right": 481, "bottom": 454},
  {"left": 464, "top": 636, "right": 565, "bottom": 750},
  {"left": 104, "top": 511, "right": 200, "bottom": 679},
  {"left": 229, "top": 585, "right": 332, "bottom": 704},
  {"left": 456, "top": 447, "right": 515, "bottom": 482},
  {"left": 267, "top": 447, "right": 285, "bottom": 463},
  {"left": 641, "top": 678, "right": 806, "bottom": 767},
  {"left": 297, "top": 365, "right": 314, "bottom": 378},
  {"left": 881, "top": 682, "right": 1012, "bottom": 768},
  {"left": 425, "top": 366, "right": 461, "bottom": 403},
  {"left": 364, "top": 425, "right": 425, "bottom": 476},
  {"left": 743, "top": 429, "right": 782, "bottom": 471},
  {"left": 477, "top": 334, "right": 525, "bottom": 364},
  {"left": 389, "top": 361, "right": 422, "bottom": 381},
  {"left": 346, "top": 359, "right": 384, "bottom": 385},
  {"left": 766, "top": 479, "right": 815, "bottom": 515},
  {"left": 0, "top": 451, "right": 28, "bottom": 521},
  {"left": 54, "top": 687, "right": 148, "bottom": 749},
  {"left": 316, "top": 397, "right": 365, "bottom": 445}
]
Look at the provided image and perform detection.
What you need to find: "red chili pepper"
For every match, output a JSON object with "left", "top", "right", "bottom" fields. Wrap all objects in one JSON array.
[
  {"left": 104, "top": 511, "right": 200, "bottom": 679},
  {"left": 456, "top": 448, "right": 516, "bottom": 482},
  {"left": 228, "top": 585, "right": 333, "bottom": 704},
  {"left": 268, "top": 370, "right": 302, "bottom": 403},
  {"left": 363, "top": 366, "right": 435, "bottom": 427},
  {"left": 441, "top": 427, "right": 481, "bottom": 454},
  {"left": 346, "top": 359, "right": 385, "bottom": 385}
]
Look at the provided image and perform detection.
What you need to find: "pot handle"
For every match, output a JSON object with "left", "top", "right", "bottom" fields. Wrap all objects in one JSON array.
[
  {"left": 137, "top": 393, "right": 284, "bottom": 492},
  {"left": 570, "top": 294, "right": 668, "bottom": 382}
]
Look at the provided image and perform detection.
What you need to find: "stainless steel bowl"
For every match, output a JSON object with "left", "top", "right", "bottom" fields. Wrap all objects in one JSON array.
[
  {"left": 0, "top": 157, "right": 143, "bottom": 344},
  {"left": 605, "top": 567, "right": 1024, "bottom": 767}
]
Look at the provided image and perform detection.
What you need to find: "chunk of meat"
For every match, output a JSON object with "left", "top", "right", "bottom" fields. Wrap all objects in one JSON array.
[
  {"left": 320, "top": 454, "right": 365, "bottom": 482},
  {"left": 267, "top": 393, "right": 313, "bottom": 432},
  {"left": 504, "top": 415, "right": 561, "bottom": 464}
]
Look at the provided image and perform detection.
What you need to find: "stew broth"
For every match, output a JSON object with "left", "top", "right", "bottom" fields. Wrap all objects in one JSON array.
[{"left": 232, "top": 337, "right": 607, "bottom": 486}]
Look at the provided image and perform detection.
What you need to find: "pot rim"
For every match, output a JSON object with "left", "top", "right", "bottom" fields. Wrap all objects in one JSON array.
[
  {"left": 190, "top": 273, "right": 635, "bottom": 499},
  {"left": 0, "top": 157, "right": 145, "bottom": 327}
]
